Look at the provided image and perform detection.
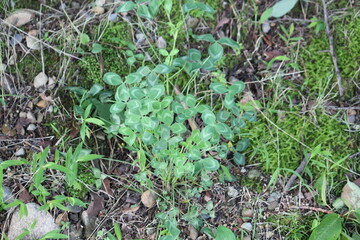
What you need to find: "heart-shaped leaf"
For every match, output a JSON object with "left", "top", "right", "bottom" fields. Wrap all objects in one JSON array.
[
  {"left": 116, "top": 1, "right": 136, "bottom": 13},
  {"left": 104, "top": 72, "right": 122, "bottom": 86},
  {"left": 209, "top": 42, "right": 223, "bottom": 61},
  {"left": 210, "top": 82, "right": 228, "bottom": 94}
]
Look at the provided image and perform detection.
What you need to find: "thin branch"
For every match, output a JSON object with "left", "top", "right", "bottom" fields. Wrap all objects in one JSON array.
[
  {"left": 321, "top": 0, "right": 344, "bottom": 98},
  {"left": 283, "top": 154, "right": 310, "bottom": 193}
]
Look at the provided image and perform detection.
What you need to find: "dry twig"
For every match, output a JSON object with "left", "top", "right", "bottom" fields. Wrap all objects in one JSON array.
[{"left": 321, "top": 0, "right": 344, "bottom": 98}]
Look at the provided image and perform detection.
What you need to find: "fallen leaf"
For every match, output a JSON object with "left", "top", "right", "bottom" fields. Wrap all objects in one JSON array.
[
  {"left": 264, "top": 50, "right": 284, "bottom": 62},
  {"left": 4, "top": 9, "right": 35, "bottom": 27},
  {"left": 55, "top": 212, "right": 68, "bottom": 226},
  {"left": 36, "top": 100, "right": 50, "bottom": 108},
  {"left": 122, "top": 205, "right": 140, "bottom": 214},
  {"left": 26, "top": 30, "right": 41, "bottom": 50},
  {"left": 34, "top": 72, "right": 48, "bottom": 89},
  {"left": 86, "top": 192, "right": 104, "bottom": 218},
  {"left": 214, "top": 16, "right": 230, "bottom": 32},
  {"left": 2, "top": 124, "right": 16, "bottom": 137},
  {"left": 15, "top": 117, "right": 30, "bottom": 134},
  {"left": 18, "top": 184, "right": 32, "bottom": 203},
  {"left": 48, "top": 76, "right": 56, "bottom": 89},
  {"left": 101, "top": 178, "right": 114, "bottom": 196},
  {"left": 341, "top": 180, "right": 360, "bottom": 210},
  {"left": 141, "top": 190, "right": 157, "bottom": 208},
  {"left": 39, "top": 93, "right": 53, "bottom": 103}
]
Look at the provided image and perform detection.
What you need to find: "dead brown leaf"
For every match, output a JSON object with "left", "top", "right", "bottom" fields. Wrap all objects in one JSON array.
[
  {"left": 341, "top": 180, "right": 360, "bottom": 210},
  {"left": 36, "top": 99, "right": 50, "bottom": 108},
  {"left": 86, "top": 192, "right": 104, "bottom": 218},
  {"left": 122, "top": 205, "right": 140, "bottom": 214},
  {"left": 15, "top": 117, "right": 30, "bottom": 134},
  {"left": 264, "top": 50, "right": 284, "bottom": 62},
  {"left": 101, "top": 178, "right": 114, "bottom": 196},
  {"left": 18, "top": 184, "right": 32, "bottom": 203}
]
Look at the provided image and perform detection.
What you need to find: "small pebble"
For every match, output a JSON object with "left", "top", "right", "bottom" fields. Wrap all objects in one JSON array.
[
  {"left": 0, "top": 63, "right": 6, "bottom": 72},
  {"left": 10, "top": 34, "right": 23, "bottom": 46},
  {"left": 71, "top": 2, "right": 81, "bottom": 9},
  {"left": 93, "top": 6, "right": 105, "bottom": 14},
  {"left": 186, "top": 17, "right": 199, "bottom": 29},
  {"left": 19, "top": 111, "right": 27, "bottom": 118},
  {"left": 242, "top": 208, "right": 254, "bottom": 218},
  {"left": 262, "top": 20, "right": 271, "bottom": 34},
  {"left": 27, "top": 111, "right": 36, "bottom": 123},
  {"left": 2, "top": 185, "right": 14, "bottom": 203},
  {"left": 15, "top": 148, "right": 25, "bottom": 156},
  {"left": 227, "top": 186, "right": 239, "bottom": 198},
  {"left": 156, "top": 36, "right": 167, "bottom": 49},
  {"left": 95, "top": 0, "right": 105, "bottom": 6},
  {"left": 27, "top": 124, "right": 36, "bottom": 131},
  {"left": 241, "top": 222, "right": 253, "bottom": 232},
  {"left": 108, "top": 13, "right": 118, "bottom": 22},
  {"left": 247, "top": 169, "right": 261, "bottom": 179},
  {"left": 267, "top": 192, "right": 281, "bottom": 202}
]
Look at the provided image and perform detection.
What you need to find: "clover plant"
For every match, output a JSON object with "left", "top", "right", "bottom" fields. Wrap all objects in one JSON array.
[{"left": 68, "top": 1, "right": 257, "bottom": 237}]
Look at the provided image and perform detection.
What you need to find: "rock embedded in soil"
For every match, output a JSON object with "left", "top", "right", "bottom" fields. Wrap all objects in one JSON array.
[
  {"left": 186, "top": 17, "right": 199, "bottom": 29},
  {"left": 27, "top": 123, "right": 36, "bottom": 131},
  {"left": 242, "top": 208, "right": 254, "bottom": 218},
  {"left": 7, "top": 202, "right": 59, "bottom": 240},
  {"left": 81, "top": 211, "right": 97, "bottom": 239},
  {"left": 156, "top": 36, "right": 167, "bottom": 49},
  {"left": 141, "top": 190, "right": 157, "bottom": 208},
  {"left": 2, "top": 185, "right": 14, "bottom": 203},
  {"left": 227, "top": 186, "right": 239, "bottom": 198},
  {"left": 4, "top": 10, "right": 35, "bottom": 27},
  {"left": 241, "top": 222, "right": 253, "bottom": 232},
  {"left": 188, "top": 225, "right": 198, "bottom": 240},
  {"left": 14, "top": 148, "right": 25, "bottom": 156},
  {"left": 33, "top": 72, "right": 48, "bottom": 89},
  {"left": 26, "top": 30, "right": 41, "bottom": 50},
  {"left": 247, "top": 169, "right": 261, "bottom": 179},
  {"left": 267, "top": 192, "right": 282, "bottom": 210}
]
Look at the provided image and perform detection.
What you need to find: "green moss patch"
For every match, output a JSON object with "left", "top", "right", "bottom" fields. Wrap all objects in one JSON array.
[
  {"left": 246, "top": 111, "right": 356, "bottom": 181},
  {"left": 300, "top": 14, "right": 360, "bottom": 98}
]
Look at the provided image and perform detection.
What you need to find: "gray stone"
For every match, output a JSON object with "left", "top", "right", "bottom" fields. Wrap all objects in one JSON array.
[
  {"left": 69, "top": 224, "right": 83, "bottom": 240},
  {"left": 227, "top": 186, "right": 239, "bottom": 198},
  {"left": 108, "top": 13, "right": 118, "bottom": 22},
  {"left": 14, "top": 148, "right": 25, "bottom": 156},
  {"left": 241, "top": 222, "right": 252, "bottom": 232},
  {"left": 267, "top": 192, "right": 281, "bottom": 202},
  {"left": 267, "top": 201, "right": 279, "bottom": 210},
  {"left": 27, "top": 124, "right": 36, "bottom": 131},
  {"left": 262, "top": 20, "right": 271, "bottom": 34},
  {"left": 156, "top": 36, "right": 167, "bottom": 49},
  {"left": 186, "top": 17, "right": 199, "bottom": 29},
  {"left": 7, "top": 203, "right": 59, "bottom": 240},
  {"left": 2, "top": 185, "right": 14, "bottom": 203},
  {"left": 247, "top": 169, "right": 261, "bottom": 179}
]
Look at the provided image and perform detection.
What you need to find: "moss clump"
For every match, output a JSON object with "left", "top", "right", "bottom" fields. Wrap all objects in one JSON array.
[
  {"left": 9, "top": 51, "right": 61, "bottom": 84},
  {"left": 266, "top": 213, "right": 314, "bottom": 240},
  {"left": 300, "top": 14, "right": 360, "bottom": 98},
  {"left": 246, "top": 111, "right": 356, "bottom": 180},
  {"left": 78, "top": 22, "right": 133, "bottom": 87},
  {"left": 66, "top": 165, "right": 97, "bottom": 198}
]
